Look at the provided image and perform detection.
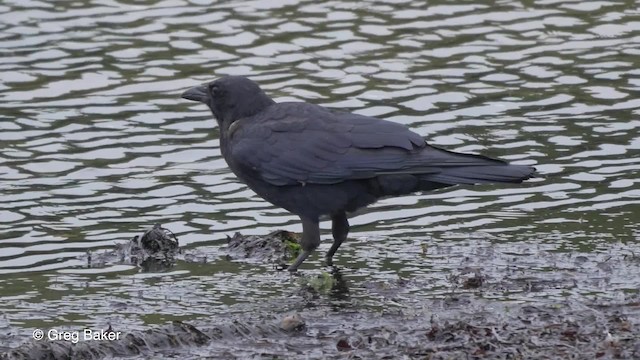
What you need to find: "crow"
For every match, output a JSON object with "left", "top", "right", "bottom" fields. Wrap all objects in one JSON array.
[{"left": 182, "top": 76, "right": 536, "bottom": 271}]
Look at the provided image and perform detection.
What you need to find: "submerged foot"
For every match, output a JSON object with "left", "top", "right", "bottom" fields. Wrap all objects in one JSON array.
[
  {"left": 287, "top": 249, "right": 312, "bottom": 272},
  {"left": 325, "top": 256, "right": 334, "bottom": 267},
  {"left": 275, "top": 262, "right": 301, "bottom": 275}
]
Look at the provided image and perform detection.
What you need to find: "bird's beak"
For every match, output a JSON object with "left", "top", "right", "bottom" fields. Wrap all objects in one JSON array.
[{"left": 181, "top": 85, "right": 208, "bottom": 103}]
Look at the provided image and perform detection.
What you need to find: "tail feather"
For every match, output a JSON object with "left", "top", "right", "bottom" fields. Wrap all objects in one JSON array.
[
  {"left": 416, "top": 146, "right": 537, "bottom": 185},
  {"left": 422, "top": 164, "right": 536, "bottom": 185},
  {"left": 374, "top": 145, "right": 537, "bottom": 195}
]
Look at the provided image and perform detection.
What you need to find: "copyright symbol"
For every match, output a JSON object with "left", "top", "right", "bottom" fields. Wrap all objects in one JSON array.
[{"left": 33, "top": 329, "right": 44, "bottom": 340}]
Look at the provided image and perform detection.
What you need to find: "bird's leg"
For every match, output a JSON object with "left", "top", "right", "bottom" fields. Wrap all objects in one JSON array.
[
  {"left": 326, "top": 212, "right": 349, "bottom": 266},
  {"left": 288, "top": 217, "right": 320, "bottom": 272}
]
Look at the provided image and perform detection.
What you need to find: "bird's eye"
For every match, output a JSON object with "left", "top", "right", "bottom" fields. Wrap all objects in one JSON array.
[{"left": 209, "top": 84, "right": 223, "bottom": 98}]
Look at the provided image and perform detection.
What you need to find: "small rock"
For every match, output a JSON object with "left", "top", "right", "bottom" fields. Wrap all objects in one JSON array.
[
  {"left": 463, "top": 272, "right": 485, "bottom": 289},
  {"left": 336, "top": 338, "right": 352, "bottom": 351},
  {"left": 280, "top": 313, "right": 305, "bottom": 332}
]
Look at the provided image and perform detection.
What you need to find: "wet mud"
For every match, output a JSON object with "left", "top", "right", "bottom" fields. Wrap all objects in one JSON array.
[
  {"left": 3, "top": 293, "right": 638, "bottom": 359},
  {"left": 225, "top": 230, "right": 301, "bottom": 267},
  {"left": 3, "top": 230, "right": 639, "bottom": 359}
]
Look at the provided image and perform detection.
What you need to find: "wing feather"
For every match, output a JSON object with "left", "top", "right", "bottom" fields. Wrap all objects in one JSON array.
[{"left": 230, "top": 103, "right": 503, "bottom": 186}]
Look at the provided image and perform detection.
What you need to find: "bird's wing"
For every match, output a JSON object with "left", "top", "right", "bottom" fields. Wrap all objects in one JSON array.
[{"left": 229, "top": 103, "right": 502, "bottom": 186}]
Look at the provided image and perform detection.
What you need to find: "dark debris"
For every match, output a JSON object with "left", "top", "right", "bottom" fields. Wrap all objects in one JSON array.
[
  {"left": 83, "top": 224, "right": 182, "bottom": 272},
  {"left": 225, "top": 230, "right": 301, "bottom": 264}
]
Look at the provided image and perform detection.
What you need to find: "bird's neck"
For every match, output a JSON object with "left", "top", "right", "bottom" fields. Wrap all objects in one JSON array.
[
  {"left": 236, "top": 94, "right": 275, "bottom": 119},
  {"left": 218, "top": 93, "right": 275, "bottom": 134}
]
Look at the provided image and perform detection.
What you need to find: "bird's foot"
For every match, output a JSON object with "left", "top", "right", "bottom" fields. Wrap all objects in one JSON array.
[
  {"left": 324, "top": 256, "right": 334, "bottom": 267},
  {"left": 286, "top": 250, "right": 312, "bottom": 273},
  {"left": 325, "top": 257, "right": 343, "bottom": 274},
  {"left": 274, "top": 262, "right": 302, "bottom": 275}
]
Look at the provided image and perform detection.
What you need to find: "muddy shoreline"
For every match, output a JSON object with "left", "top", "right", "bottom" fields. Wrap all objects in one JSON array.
[
  {"left": 2, "top": 228, "right": 640, "bottom": 359},
  {"left": 3, "top": 296, "right": 638, "bottom": 359}
]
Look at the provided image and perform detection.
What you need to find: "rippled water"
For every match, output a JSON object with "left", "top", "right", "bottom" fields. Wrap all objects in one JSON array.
[{"left": 1, "top": 0, "right": 639, "bottom": 356}]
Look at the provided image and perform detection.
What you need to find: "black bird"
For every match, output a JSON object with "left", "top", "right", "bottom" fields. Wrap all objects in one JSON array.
[{"left": 182, "top": 76, "right": 536, "bottom": 271}]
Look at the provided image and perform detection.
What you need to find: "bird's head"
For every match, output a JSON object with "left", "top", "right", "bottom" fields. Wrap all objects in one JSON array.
[{"left": 181, "top": 76, "right": 275, "bottom": 131}]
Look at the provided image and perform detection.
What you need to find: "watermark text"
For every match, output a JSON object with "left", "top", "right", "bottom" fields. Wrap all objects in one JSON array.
[{"left": 32, "top": 328, "right": 121, "bottom": 343}]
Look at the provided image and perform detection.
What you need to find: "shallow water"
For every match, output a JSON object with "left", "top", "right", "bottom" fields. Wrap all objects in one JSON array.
[{"left": 1, "top": 0, "right": 639, "bottom": 357}]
